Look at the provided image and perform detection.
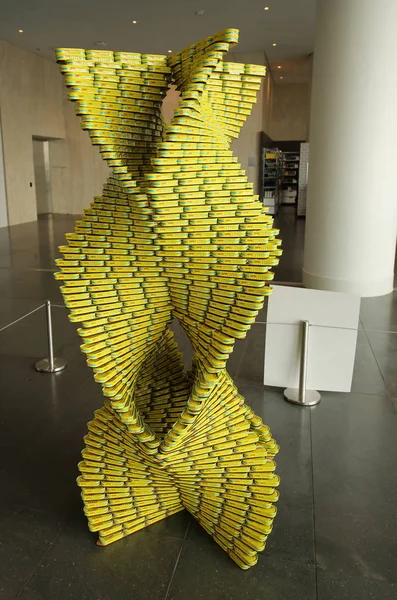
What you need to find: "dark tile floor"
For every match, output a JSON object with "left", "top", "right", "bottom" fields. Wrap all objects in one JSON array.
[{"left": 0, "top": 211, "right": 396, "bottom": 600}]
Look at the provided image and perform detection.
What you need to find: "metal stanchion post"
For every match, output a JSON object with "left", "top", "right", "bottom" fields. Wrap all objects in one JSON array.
[
  {"left": 35, "top": 300, "right": 67, "bottom": 373},
  {"left": 284, "top": 320, "right": 321, "bottom": 406}
]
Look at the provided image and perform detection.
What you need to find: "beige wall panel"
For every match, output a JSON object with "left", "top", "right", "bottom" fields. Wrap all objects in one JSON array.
[
  {"left": 0, "top": 41, "right": 109, "bottom": 225},
  {"left": 229, "top": 52, "right": 268, "bottom": 195},
  {"left": 269, "top": 82, "right": 311, "bottom": 141}
]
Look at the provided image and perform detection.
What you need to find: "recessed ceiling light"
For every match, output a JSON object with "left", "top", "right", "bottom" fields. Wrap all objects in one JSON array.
[
  {"left": 18, "top": 29, "right": 23, "bottom": 33},
  {"left": 168, "top": 50, "right": 172, "bottom": 53},
  {"left": 280, "top": 76, "right": 283, "bottom": 80},
  {"left": 132, "top": 20, "right": 137, "bottom": 24},
  {"left": 277, "top": 65, "right": 281, "bottom": 69},
  {"left": 272, "top": 43, "right": 277, "bottom": 47},
  {"left": 264, "top": 6, "right": 270, "bottom": 10}
]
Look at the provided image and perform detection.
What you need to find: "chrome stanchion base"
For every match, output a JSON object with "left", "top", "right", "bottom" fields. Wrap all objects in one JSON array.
[
  {"left": 284, "top": 388, "right": 321, "bottom": 406},
  {"left": 35, "top": 357, "right": 67, "bottom": 373}
]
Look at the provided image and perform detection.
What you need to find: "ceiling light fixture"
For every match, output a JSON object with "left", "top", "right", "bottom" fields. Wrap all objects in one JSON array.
[
  {"left": 168, "top": 50, "right": 172, "bottom": 53},
  {"left": 132, "top": 20, "right": 137, "bottom": 24},
  {"left": 277, "top": 65, "right": 281, "bottom": 69},
  {"left": 272, "top": 43, "right": 277, "bottom": 47},
  {"left": 264, "top": 6, "right": 270, "bottom": 10},
  {"left": 18, "top": 29, "right": 23, "bottom": 33},
  {"left": 280, "top": 76, "right": 283, "bottom": 80}
]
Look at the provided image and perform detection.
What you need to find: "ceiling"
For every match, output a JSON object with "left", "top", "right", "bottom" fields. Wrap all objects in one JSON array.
[{"left": 0, "top": 0, "right": 316, "bottom": 83}]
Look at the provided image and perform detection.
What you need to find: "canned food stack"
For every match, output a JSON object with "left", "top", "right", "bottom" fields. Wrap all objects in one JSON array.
[
  {"left": 56, "top": 47, "right": 171, "bottom": 185},
  {"left": 55, "top": 28, "right": 282, "bottom": 570}
]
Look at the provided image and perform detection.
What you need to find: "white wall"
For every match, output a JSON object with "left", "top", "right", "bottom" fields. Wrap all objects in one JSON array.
[
  {"left": 269, "top": 82, "right": 311, "bottom": 141},
  {"left": 229, "top": 52, "right": 269, "bottom": 195},
  {"left": 0, "top": 40, "right": 108, "bottom": 226},
  {"left": 303, "top": 0, "right": 397, "bottom": 297}
]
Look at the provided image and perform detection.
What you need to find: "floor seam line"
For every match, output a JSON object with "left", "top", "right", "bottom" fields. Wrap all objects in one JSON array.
[
  {"left": 362, "top": 327, "right": 392, "bottom": 405},
  {"left": 163, "top": 522, "right": 191, "bottom": 600},
  {"left": 15, "top": 527, "right": 65, "bottom": 598},
  {"left": 309, "top": 409, "right": 319, "bottom": 600},
  {"left": 349, "top": 390, "right": 389, "bottom": 398}
]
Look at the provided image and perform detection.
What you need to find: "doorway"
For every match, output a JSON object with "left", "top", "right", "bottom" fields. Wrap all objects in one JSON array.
[{"left": 32, "top": 138, "right": 52, "bottom": 216}]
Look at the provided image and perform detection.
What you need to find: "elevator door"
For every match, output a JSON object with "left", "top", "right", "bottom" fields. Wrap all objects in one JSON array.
[{"left": 33, "top": 139, "right": 52, "bottom": 215}]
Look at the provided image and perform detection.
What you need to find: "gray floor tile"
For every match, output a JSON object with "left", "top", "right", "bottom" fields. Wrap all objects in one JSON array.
[
  {"left": 360, "top": 293, "right": 397, "bottom": 333},
  {"left": 311, "top": 392, "right": 397, "bottom": 584},
  {"left": 236, "top": 381, "right": 315, "bottom": 566},
  {"left": 0, "top": 304, "right": 76, "bottom": 358},
  {"left": 0, "top": 297, "right": 46, "bottom": 330},
  {"left": 0, "top": 248, "right": 58, "bottom": 271},
  {"left": 141, "top": 510, "right": 192, "bottom": 541},
  {"left": 365, "top": 330, "right": 397, "bottom": 395},
  {"left": 317, "top": 568, "right": 397, "bottom": 600},
  {"left": 167, "top": 537, "right": 316, "bottom": 600},
  {"left": 56, "top": 334, "right": 88, "bottom": 366},
  {"left": 0, "top": 507, "right": 64, "bottom": 600},
  {"left": 0, "top": 214, "right": 76, "bottom": 262},
  {"left": 351, "top": 331, "right": 387, "bottom": 395},
  {"left": 18, "top": 511, "right": 183, "bottom": 600},
  {"left": 235, "top": 324, "right": 265, "bottom": 384},
  {"left": 0, "top": 371, "right": 99, "bottom": 513},
  {"left": 0, "top": 268, "right": 63, "bottom": 303},
  {"left": 390, "top": 396, "right": 397, "bottom": 413},
  {"left": 0, "top": 351, "right": 91, "bottom": 416},
  {"left": 273, "top": 206, "right": 305, "bottom": 284}
]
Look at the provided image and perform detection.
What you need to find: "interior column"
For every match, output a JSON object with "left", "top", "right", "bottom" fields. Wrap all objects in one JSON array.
[{"left": 303, "top": 0, "right": 397, "bottom": 297}]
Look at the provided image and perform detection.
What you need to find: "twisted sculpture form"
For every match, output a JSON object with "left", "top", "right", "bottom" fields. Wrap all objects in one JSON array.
[{"left": 55, "top": 29, "right": 282, "bottom": 570}]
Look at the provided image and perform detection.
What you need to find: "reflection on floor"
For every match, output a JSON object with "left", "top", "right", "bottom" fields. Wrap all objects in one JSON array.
[
  {"left": 0, "top": 213, "right": 396, "bottom": 600},
  {"left": 274, "top": 205, "right": 305, "bottom": 283}
]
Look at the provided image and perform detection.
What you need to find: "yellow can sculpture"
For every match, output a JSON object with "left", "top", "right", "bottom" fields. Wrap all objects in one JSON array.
[{"left": 55, "top": 28, "right": 282, "bottom": 570}]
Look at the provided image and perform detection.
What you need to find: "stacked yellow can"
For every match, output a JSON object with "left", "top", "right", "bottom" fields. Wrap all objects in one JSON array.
[{"left": 55, "top": 27, "right": 282, "bottom": 570}]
